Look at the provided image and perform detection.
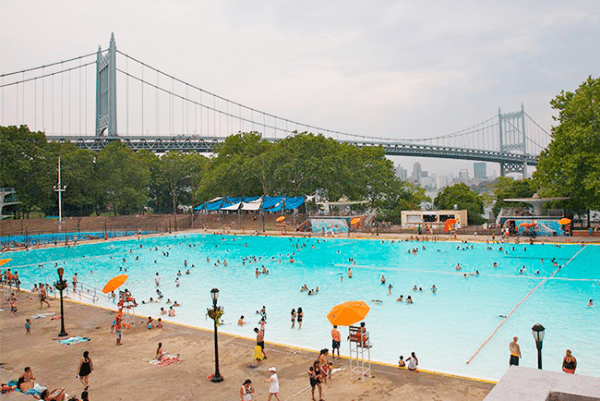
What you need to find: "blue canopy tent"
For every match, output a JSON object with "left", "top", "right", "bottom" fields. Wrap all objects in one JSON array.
[{"left": 284, "top": 196, "right": 305, "bottom": 210}]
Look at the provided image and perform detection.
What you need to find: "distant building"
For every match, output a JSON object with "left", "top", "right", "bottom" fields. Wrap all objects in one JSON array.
[
  {"left": 395, "top": 164, "right": 408, "bottom": 181},
  {"left": 458, "top": 169, "right": 469, "bottom": 184},
  {"left": 474, "top": 162, "right": 487, "bottom": 180},
  {"left": 436, "top": 175, "right": 449, "bottom": 189},
  {"left": 411, "top": 162, "right": 423, "bottom": 185}
]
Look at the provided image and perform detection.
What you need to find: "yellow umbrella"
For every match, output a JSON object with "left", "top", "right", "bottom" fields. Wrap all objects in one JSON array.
[
  {"left": 276, "top": 216, "right": 285, "bottom": 222},
  {"left": 558, "top": 218, "right": 571, "bottom": 225},
  {"left": 102, "top": 274, "right": 128, "bottom": 294},
  {"left": 327, "top": 300, "right": 370, "bottom": 326},
  {"left": 350, "top": 218, "right": 361, "bottom": 225},
  {"left": 0, "top": 258, "right": 12, "bottom": 267}
]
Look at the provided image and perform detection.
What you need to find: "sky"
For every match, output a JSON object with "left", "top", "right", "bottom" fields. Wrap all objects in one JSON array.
[{"left": 1, "top": 1, "right": 599, "bottom": 177}]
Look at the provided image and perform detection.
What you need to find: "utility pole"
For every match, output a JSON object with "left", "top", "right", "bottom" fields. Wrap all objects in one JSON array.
[{"left": 53, "top": 157, "right": 67, "bottom": 227}]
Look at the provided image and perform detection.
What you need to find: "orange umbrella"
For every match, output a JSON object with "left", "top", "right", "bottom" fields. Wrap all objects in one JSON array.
[
  {"left": 558, "top": 218, "right": 571, "bottom": 225},
  {"left": 444, "top": 218, "right": 457, "bottom": 233},
  {"left": 0, "top": 258, "right": 12, "bottom": 267},
  {"left": 102, "top": 274, "right": 128, "bottom": 294},
  {"left": 276, "top": 216, "right": 285, "bottom": 222},
  {"left": 350, "top": 218, "right": 361, "bottom": 225},
  {"left": 327, "top": 300, "right": 370, "bottom": 326}
]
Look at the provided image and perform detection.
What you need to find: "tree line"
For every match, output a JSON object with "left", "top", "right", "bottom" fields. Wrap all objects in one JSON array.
[
  {"left": 2, "top": 76, "right": 597, "bottom": 224},
  {"left": 0, "top": 128, "right": 427, "bottom": 222}
]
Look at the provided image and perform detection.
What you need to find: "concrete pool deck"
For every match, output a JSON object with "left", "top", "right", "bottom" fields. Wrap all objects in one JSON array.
[{"left": 1, "top": 290, "right": 494, "bottom": 401}]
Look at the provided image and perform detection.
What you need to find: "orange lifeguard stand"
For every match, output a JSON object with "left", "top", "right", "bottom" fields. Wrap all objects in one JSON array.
[
  {"left": 118, "top": 291, "right": 137, "bottom": 328},
  {"left": 349, "top": 325, "right": 371, "bottom": 377}
]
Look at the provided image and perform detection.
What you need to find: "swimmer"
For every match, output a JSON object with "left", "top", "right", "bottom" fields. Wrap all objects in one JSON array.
[
  {"left": 168, "top": 306, "right": 175, "bottom": 317},
  {"left": 177, "top": 270, "right": 182, "bottom": 276},
  {"left": 455, "top": 263, "right": 462, "bottom": 271},
  {"left": 493, "top": 262, "right": 498, "bottom": 268},
  {"left": 406, "top": 296, "right": 413, "bottom": 304},
  {"left": 396, "top": 295, "right": 404, "bottom": 302},
  {"left": 371, "top": 299, "right": 383, "bottom": 304},
  {"left": 156, "top": 289, "right": 163, "bottom": 299},
  {"left": 173, "top": 301, "right": 181, "bottom": 307},
  {"left": 308, "top": 289, "right": 315, "bottom": 295},
  {"left": 348, "top": 267, "right": 352, "bottom": 279},
  {"left": 380, "top": 275, "right": 386, "bottom": 285},
  {"left": 388, "top": 284, "right": 393, "bottom": 295},
  {"left": 255, "top": 268, "right": 260, "bottom": 278},
  {"left": 430, "top": 285, "right": 437, "bottom": 293},
  {"left": 175, "top": 277, "right": 180, "bottom": 287},
  {"left": 412, "top": 285, "right": 418, "bottom": 291},
  {"left": 238, "top": 315, "right": 247, "bottom": 325},
  {"left": 160, "top": 307, "right": 166, "bottom": 315},
  {"left": 588, "top": 299, "right": 594, "bottom": 307},
  {"left": 186, "top": 269, "right": 191, "bottom": 275},
  {"left": 300, "top": 284, "right": 309, "bottom": 292}
]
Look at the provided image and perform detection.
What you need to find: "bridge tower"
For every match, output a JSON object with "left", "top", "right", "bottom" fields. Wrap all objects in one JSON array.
[
  {"left": 498, "top": 104, "right": 527, "bottom": 177},
  {"left": 95, "top": 33, "right": 117, "bottom": 136}
]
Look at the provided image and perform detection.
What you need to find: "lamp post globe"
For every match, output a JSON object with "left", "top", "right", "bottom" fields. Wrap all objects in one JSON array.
[
  {"left": 210, "top": 288, "right": 223, "bottom": 382},
  {"left": 531, "top": 323, "right": 545, "bottom": 369}
]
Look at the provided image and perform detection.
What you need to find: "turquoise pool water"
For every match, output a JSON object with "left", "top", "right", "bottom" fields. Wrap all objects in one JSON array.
[{"left": 5, "top": 234, "right": 600, "bottom": 380}]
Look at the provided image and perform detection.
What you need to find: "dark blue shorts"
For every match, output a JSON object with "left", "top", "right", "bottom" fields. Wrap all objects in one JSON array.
[{"left": 332, "top": 340, "right": 340, "bottom": 349}]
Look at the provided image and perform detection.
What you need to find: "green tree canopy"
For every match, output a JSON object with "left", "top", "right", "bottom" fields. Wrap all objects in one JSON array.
[
  {"left": 434, "top": 183, "right": 485, "bottom": 224},
  {"left": 491, "top": 177, "right": 536, "bottom": 217},
  {"left": 534, "top": 76, "right": 600, "bottom": 210}
]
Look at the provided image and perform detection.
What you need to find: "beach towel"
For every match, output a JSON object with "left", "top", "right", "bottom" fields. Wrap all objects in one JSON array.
[
  {"left": 33, "top": 312, "right": 56, "bottom": 319},
  {"left": 253, "top": 345, "right": 264, "bottom": 361},
  {"left": 149, "top": 356, "right": 181, "bottom": 367},
  {"left": 57, "top": 336, "right": 91, "bottom": 345}
]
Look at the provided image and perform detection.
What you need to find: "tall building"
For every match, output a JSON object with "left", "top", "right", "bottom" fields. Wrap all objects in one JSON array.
[
  {"left": 458, "top": 169, "right": 469, "bottom": 184},
  {"left": 411, "top": 162, "right": 423, "bottom": 185},
  {"left": 474, "top": 162, "right": 487, "bottom": 180},
  {"left": 395, "top": 164, "right": 408, "bottom": 181}
]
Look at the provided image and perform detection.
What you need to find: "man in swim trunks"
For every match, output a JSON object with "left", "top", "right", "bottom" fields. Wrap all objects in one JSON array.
[
  {"left": 331, "top": 325, "right": 341, "bottom": 358},
  {"left": 255, "top": 327, "right": 267, "bottom": 359},
  {"left": 509, "top": 336, "right": 521, "bottom": 366}
]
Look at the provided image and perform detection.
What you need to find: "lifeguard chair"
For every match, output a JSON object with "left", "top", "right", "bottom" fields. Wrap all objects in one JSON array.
[
  {"left": 348, "top": 325, "right": 371, "bottom": 377},
  {"left": 118, "top": 290, "right": 137, "bottom": 328}
]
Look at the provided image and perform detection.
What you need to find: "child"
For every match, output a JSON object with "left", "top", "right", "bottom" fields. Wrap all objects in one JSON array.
[
  {"left": 25, "top": 319, "right": 31, "bottom": 334},
  {"left": 156, "top": 318, "right": 163, "bottom": 328}
]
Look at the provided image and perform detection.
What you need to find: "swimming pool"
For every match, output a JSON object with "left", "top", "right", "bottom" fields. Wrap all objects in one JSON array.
[{"left": 5, "top": 234, "right": 600, "bottom": 380}]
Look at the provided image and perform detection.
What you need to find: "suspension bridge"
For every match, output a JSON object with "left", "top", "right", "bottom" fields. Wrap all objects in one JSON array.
[{"left": 1, "top": 33, "right": 551, "bottom": 176}]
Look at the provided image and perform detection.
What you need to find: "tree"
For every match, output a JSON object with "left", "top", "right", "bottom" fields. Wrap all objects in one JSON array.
[
  {"left": 434, "top": 183, "right": 485, "bottom": 225},
  {"left": 96, "top": 142, "right": 151, "bottom": 214},
  {"left": 0, "top": 125, "right": 54, "bottom": 217},
  {"left": 491, "top": 177, "right": 536, "bottom": 218},
  {"left": 534, "top": 76, "right": 600, "bottom": 210}
]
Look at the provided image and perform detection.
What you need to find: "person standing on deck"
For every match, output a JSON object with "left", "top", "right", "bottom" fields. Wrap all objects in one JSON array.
[{"left": 509, "top": 336, "right": 521, "bottom": 366}]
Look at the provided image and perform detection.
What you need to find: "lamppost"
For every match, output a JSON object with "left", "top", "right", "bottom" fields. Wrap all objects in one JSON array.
[
  {"left": 531, "top": 323, "right": 545, "bottom": 369},
  {"left": 55, "top": 267, "right": 68, "bottom": 337},
  {"left": 53, "top": 157, "right": 67, "bottom": 226},
  {"left": 208, "top": 288, "right": 223, "bottom": 382}
]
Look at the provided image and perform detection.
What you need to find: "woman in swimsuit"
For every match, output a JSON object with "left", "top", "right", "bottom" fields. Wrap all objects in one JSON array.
[
  {"left": 156, "top": 342, "right": 165, "bottom": 361},
  {"left": 297, "top": 307, "right": 304, "bottom": 329},
  {"left": 291, "top": 309, "right": 296, "bottom": 329},
  {"left": 308, "top": 361, "right": 323, "bottom": 401},
  {"left": 77, "top": 351, "right": 93, "bottom": 388},
  {"left": 562, "top": 349, "right": 577, "bottom": 374}
]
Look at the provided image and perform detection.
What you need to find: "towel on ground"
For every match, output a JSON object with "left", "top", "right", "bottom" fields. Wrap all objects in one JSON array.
[
  {"left": 57, "top": 336, "right": 91, "bottom": 345},
  {"left": 149, "top": 355, "right": 181, "bottom": 367}
]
